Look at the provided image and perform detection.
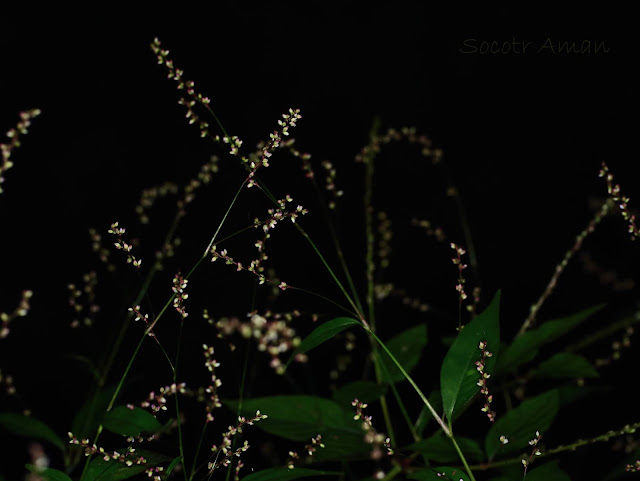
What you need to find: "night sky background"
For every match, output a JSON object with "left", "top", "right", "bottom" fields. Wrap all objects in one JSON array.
[{"left": 1, "top": 6, "right": 639, "bottom": 481}]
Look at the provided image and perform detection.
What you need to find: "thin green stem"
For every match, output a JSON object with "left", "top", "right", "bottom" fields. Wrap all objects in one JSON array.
[
  {"left": 295, "top": 225, "right": 366, "bottom": 323},
  {"left": 173, "top": 321, "right": 188, "bottom": 481},
  {"left": 203, "top": 177, "right": 248, "bottom": 257},
  {"left": 376, "top": 348, "right": 419, "bottom": 442},
  {"left": 224, "top": 338, "right": 251, "bottom": 481},
  {"left": 289, "top": 286, "right": 359, "bottom": 319},
  {"left": 468, "top": 421, "right": 640, "bottom": 472},
  {"left": 372, "top": 352, "right": 396, "bottom": 447},
  {"left": 308, "top": 176, "right": 365, "bottom": 317},
  {"left": 364, "top": 328, "right": 449, "bottom": 436},
  {"left": 565, "top": 311, "right": 640, "bottom": 353},
  {"left": 363, "top": 118, "right": 380, "bottom": 330},
  {"left": 448, "top": 422, "right": 477, "bottom": 481},
  {"left": 517, "top": 199, "right": 612, "bottom": 336}
]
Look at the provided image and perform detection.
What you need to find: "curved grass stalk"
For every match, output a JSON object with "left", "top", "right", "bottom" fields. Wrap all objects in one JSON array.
[
  {"left": 468, "top": 421, "right": 640, "bottom": 473},
  {"left": 365, "top": 328, "right": 477, "bottom": 481}
]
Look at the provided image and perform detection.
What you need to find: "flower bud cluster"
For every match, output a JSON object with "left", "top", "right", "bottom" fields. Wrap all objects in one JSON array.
[
  {"left": 108, "top": 222, "right": 142, "bottom": 269},
  {"left": 208, "top": 411, "right": 268, "bottom": 471},
  {"left": 137, "top": 382, "right": 187, "bottom": 415},
  {"left": 286, "top": 434, "right": 325, "bottom": 469},
  {"left": 172, "top": 273, "right": 189, "bottom": 319},
  {"left": 522, "top": 431, "right": 543, "bottom": 473},
  {"left": 1, "top": 289, "right": 33, "bottom": 339},
  {"left": 476, "top": 341, "right": 495, "bottom": 422},
  {"left": 245, "top": 109, "right": 302, "bottom": 188},
  {"left": 89, "top": 228, "right": 115, "bottom": 272},
  {"left": 203, "top": 344, "right": 222, "bottom": 422},
  {"left": 210, "top": 198, "right": 307, "bottom": 288},
  {"left": 351, "top": 399, "right": 393, "bottom": 459},
  {"left": 213, "top": 311, "right": 304, "bottom": 374},
  {"left": 1, "top": 109, "right": 41, "bottom": 194},
  {"left": 68, "top": 432, "right": 147, "bottom": 465},
  {"left": 355, "top": 126, "right": 442, "bottom": 165},
  {"left": 600, "top": 161, "right": 639, "bottom": 240},
  {"left": 68, "top": 271, "right": 99, "bottom": 328},
  {"left": 450, "top": 242, "right": 468, "bottom": 302},
  {"left": 151, "top": 38, "right": 211, "bottom": 138}
]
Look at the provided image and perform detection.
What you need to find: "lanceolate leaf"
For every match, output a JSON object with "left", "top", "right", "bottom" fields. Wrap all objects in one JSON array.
[
  {"left": 497, "top": 304, "right": 604, "bottom": 374},
  {"left": 0, "top": 412, "right": 65, "bottom": 453},
  {"left": 224, "top": 395, "right": 368, "bottom": 461},
  {"left": 408, "top": 432, "right": 484, "bottom": 463},
  {"left": 286, "top": 317, "right": 361, "bottom": 368},
  {"left": 102, "top": 406, "right": 163, "bottom": 437},
  {"left": 85, "top": 448, "right": 170, "bottom": 481},
  {"left": 241, "top": 467, "right": 341, "bottom": 481},
  {"left": 485, "top": 389, "right": 559, "bottom": 459},
  {"left": 71, "top": 384, "right": 118, "bottom": 440},
  {"left": 440, "top": 291, "right": 501, "bottom": 423},
  {"left": 379, "top": 324, "right": 428, "bottom": 383},
  {"left": 408, "top": 466, "right": 471, "bottom": 481},
  {"left": 526, "top": 460, "right": 571, "bottom": 481},
  {"left": 531, "top": 352, "right": 599, "bottom": 379},
  {"left": 25, "top": 465, "right": 72, "bottom": 481}
]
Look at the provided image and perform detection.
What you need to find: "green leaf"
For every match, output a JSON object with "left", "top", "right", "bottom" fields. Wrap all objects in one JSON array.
[
  {"left": 379, "top": 324, "right": 428, "bottom": 383},
  {"left": 72, "top": 384, "right": 118, "bottom": 440},
  {"left": 497, "top": 304, "right": 604, "bottom": 374},
  {"left": 526, "top": 460, "right": 571, "bottom": 481},
  {"left": 558, "top": 384, "right": 610, "bottom": 407},
  {"left": 0, "top": 412, "right": 65, "bottom": 453},
  {"left": 415, "top": 389, "right": 443, "bottom": 434},
  {"left": 531, "top": 352, "right": 599, "bottom": 379},
  {"left": 85, "top": 448, "right": 170, "bottom": 481},
  {"left": 332, "top": 381, "right": 388, "bottom": 406},
  {"left": 102, "top": 406, "right": 163, "bottom": 437},
  {"left": 165, "top": 456, "right": 181, "bottom": 475},
  {"left": 440, "top": 291, "right": 501, "bottom": 422},
  {"left": 224, "top": 395, "right": 368, "bottom": 461},
  {"left": 286, "top": 317, "right": 361, "bottom": 368},
  {"left": 408, "top": 466, "right": 471, "bottom": 481},
  {"left": 485, "top": 389, "right": 559, "bottom": 459},
  {"left": 25, "top": 465, "right": 72, "bottom": 481},
  {"left": 242, "top": 467, "right": 341, "bottom": 481},
  {"left": 408, "top": 433, "right": 484, "bottom": 463}
]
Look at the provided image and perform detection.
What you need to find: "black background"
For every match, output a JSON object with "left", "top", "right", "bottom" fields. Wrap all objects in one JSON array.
[{"left": 1, "top": 6, "right": 639, "bottom": 481}]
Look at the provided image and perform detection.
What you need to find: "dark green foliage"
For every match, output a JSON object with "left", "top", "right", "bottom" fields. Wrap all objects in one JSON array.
[{"left": 440, "top": 291, "right": 501, "bottom": 423}]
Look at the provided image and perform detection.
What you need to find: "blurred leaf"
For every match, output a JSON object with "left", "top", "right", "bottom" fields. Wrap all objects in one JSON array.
[
  {"left": 332, "top": 381, "right": 388, "bottom": 406},
  {"left": 408, "top": 466, "right": 471, "bottom": 480},
  {"left": 25, "top": 465, "right": 72, "bottom": 481},
  {"left": 408, "top": 433, "right": 484, "bottom": 463},
  {"left": 407, "top": 431, "right": 484, "bottom": 463},
  {"left": 527, "top": 460, "right": 571, "bottom": 481},
  {"left": 485, "top": 389, "right": 559, "bottom": 459},
  {"left": 380, "top": 324, "right": 428, "bottom": 383},
  {"left": 242, "top": 467, "right": 340, "bottom": 481},
  {"left": 72, "top": 384, "right": 118, "bottom": 440},
  {"left": 415, "top": 389, "right": 443, "bottom": 434},
  {"left": 225, "top": 395, "right": 368, "bottom": 461},
  {"left": 102, "top": 406, "right": 163, "bottom": 437},
  {"left": 0, "top": 412, "right": 65, "bottom": 453},
  {"left": 440, "top": 291, "right": 501, "bottom": 422},
  {"left": 531, "top": 352, "right": 599, "bottom": 379},
  {"left": 85, "top": 448, "right": 170, "bottom": 481},
  {"left": 165, "top": 456, "right": 181, "bottom": 475},
  {"left": 286, "top": 317, "right": 361, "bottom": 368},
  {"left": 558, "top": 384, "right": 610, "bottom": 407},
  {"left": 497, "top": 304, "right": 604, "bottom": 374}
]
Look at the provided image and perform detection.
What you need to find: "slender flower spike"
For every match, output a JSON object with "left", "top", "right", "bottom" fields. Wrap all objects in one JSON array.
[
  {"left": 1, "top": 109, "right": 41, "bottom": 194},
  {"left": 476, "top": 341, "right": 496, "bottom": 422}
]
